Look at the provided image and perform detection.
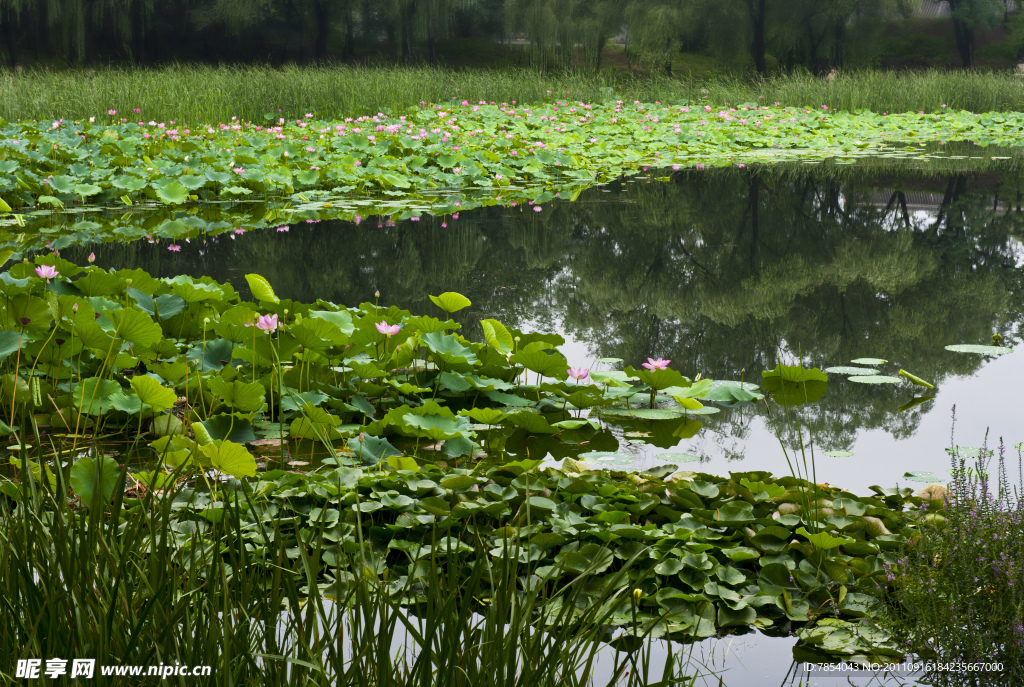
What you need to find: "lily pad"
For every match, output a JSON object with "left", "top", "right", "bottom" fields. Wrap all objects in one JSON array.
[
  {"left": 823, "top": 450, "right": 854, "bottom": 458},
  {"left": 904, "top": 471, "right": 943, "bottom": 483},
  {"left": 847, "top": 375, "right": 902, "bottom": 385},
  {"left": 850, "top": 358, "right": 888, "bottom": 365},
  {"left": 576, "top": 451, "right": 633, "bottom": 466},
  {"left": 655, "top": 452, "right": 701, "bottom": 463},
  {"left": 824, "top": 366, "right": 879, "bottom": 375},
  {"left": 944, "top": 344, "right": 1010, "bottom": 355}
]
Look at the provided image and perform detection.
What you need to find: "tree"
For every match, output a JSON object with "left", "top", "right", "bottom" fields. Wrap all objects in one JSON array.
[{"left": 944, "top": 0, "right": 1005, "bottom": 67}]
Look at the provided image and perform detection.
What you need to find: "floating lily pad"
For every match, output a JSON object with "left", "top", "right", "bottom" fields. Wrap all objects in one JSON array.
[
  {"left": 824, "top": 366, "right": 880, "bottom": 375},
  {"left": 680, "top": 406, "right": 720, "bottom": 416},
  {"left": 847, "top": 375, "right": 902, "bottom": 385},
  {"left": 904, "top": 471, "right": 943, "bottom": 483},
  {"left": 850, "top": 358, "right": 888, "bottom": 365},
  {"left": 944, "top": 344, "right": 1010, "bottom": 355},
  {"left": 576, "top": 451, "right": 633, "bottom": 466},
  {"left": 655, "top": 452, "right": 701, "bottom": 463},
  {"left": 823, "top": 450, "right": 854, "bottom": 458},
  {"left": 599, "top": 408, "right": 683, "bottom": 420}
]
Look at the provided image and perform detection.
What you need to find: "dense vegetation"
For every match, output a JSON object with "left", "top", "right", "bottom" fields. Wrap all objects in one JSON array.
[
  {"left": 9, "top": 96, "right": 1024, "bottom": 219},
  {"left": 3, "top": 0, "right": 1024, "bottom": 72}
]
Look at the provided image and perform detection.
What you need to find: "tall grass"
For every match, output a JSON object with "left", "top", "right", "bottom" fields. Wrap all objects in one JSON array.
[
  {"left": 3, "top": 65, "right": 1024, "bottom": 123},
  {"left": 0, "top": 441, "right": 701, "bottom": 686}
]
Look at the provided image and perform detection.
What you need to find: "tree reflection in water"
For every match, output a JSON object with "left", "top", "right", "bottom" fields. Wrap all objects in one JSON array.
[{"left": 70, "top": 162, "right": 1024, "bottom": 462}]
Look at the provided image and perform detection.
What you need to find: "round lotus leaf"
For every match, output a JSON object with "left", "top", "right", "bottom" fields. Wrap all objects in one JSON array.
[
  {"left": 655, "top": 452, "right": 701, "bottom": 463},
  {"left": 824, "top": 366, "right": 879, "bottom": 376},
  {"left": 576, "top": 451, "right": 633, "bottom": 466},
  {"left": 903, "top": 471, "right": 944, "bottom": 483},
  {"left": 847, "top": 375, "right": 902, "bottom": 385},
  {"left": 599, "top": 408, "right": 683, "bottom": 420},
  {"left": 850, "top": 358, "right": 888, "bottom": 365},
  {"left": 944, "top": 344, "right": 1010, "bottom": 356},
  {"left": 823, "top": 450, "right": 853, "bottom": 458}
]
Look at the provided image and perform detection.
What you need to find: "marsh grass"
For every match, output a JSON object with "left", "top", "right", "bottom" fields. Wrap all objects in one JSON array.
[
  {"left": 883, "top": 419, "right": 1024, "bottom": 685},
  {"left": 4, "top": 65, "right": 1024, "bottom": 123},
  {"left": 0, "top": 439, "right": 701, "bottom": 686}
]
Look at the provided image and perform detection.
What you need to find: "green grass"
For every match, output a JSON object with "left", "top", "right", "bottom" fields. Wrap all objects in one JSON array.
[{"left": 5, "top": 65, "right": 1024, "bottom": 124}]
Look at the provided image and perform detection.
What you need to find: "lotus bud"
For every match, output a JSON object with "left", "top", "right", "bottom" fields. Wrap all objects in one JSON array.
[
  {"left": 88, "top": 252, "right": 95, "bottom": 263},
  {"left": 375, "top": 290, "right": 380, "bottom": 298},
  {"left": 203, "top": 317, "right": 210, "bottom": 325},
  {"left": 283, "top": 309, "right": 289, "bottom": 316},
  {"left": 125, "top": 278, "right": 132, "bottom": 286},
  {"left": 632, "top": 589, "right": 642, "bottom": 602},
  {"left": 72, "top": 303, "right": 79, "bottom": 313}
]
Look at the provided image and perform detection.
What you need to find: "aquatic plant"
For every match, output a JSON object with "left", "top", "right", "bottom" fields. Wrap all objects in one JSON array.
[{"left": 5, "top": 99, "right": 1024, "bottom": 219}]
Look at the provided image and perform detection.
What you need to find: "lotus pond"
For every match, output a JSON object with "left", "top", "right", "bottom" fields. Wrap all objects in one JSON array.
[{"left": 1, "top": 103, "right": 1023, "bottom": 685}]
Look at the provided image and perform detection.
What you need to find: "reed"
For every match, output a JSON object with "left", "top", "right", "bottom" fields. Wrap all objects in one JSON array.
[
  {"left": 4, "top": 65, "right": 1024, "bottom": 124},
  {"left": 0, "top": 441, "right": 700, "bottom": 686}
]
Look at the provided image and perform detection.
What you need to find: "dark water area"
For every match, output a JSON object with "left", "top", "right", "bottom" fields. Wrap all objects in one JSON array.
[{"left": 51, "top": 164, "right": 1024, "bottom": 496}]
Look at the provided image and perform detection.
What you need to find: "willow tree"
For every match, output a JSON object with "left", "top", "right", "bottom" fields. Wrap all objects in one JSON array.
[
  {"left": 773, "top": 0, "right": 913, "bottom": 72},
  {"left": 197, "top": 0, "right": 362, "bottom": 63},
  {"left": 624, "top": 0, "right": 694, "bottom": 75},
  {"left": 945, "top": 0, "right": 1006, "bottom": 67},
  {"left": 507, "top": 0, "right": 621, "bottom": 72}
]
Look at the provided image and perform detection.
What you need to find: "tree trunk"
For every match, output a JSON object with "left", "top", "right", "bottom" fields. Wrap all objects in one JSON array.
[
  {"left": 750, "top": 0, "right": 768, "bottom": 76},
  {"left": 131, "top": 0, "right": 146, "bottom": 64},
  {"left": 1, "top": 8, "right": 17, "bottom": 67},
  {"left": 952, "top": 18, "right": 974, "bottom": 68},
  {"left": 314, "top": 0, "right": 330, "bottom": 64},
  {"left": 342, "top": 3, "right": 355, "bottom": 60}
]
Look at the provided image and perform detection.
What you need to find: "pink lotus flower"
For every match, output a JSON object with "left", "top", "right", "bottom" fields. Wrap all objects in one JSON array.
[
  {"left": 168, "top": 244, "right": 181, "bottom": 252},
  {"left": 256, "top": 313, "right": 278, "bottom": 334},
  {"left": 568, "top": 367, "right": 589, "bottom": 381},
  {"left": 375, "top": 321, "right": 401, "bottom": 336},
  {"left": 642, "top": 357, "right": 671, "bottom": 371},
  {"left": 35, "top": 265, "right": 58, "bottom": 280}
]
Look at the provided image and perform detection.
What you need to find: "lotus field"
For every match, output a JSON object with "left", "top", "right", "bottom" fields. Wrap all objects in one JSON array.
[{"left": 1, "top": 94, "right": 1022, "bottom": 684}]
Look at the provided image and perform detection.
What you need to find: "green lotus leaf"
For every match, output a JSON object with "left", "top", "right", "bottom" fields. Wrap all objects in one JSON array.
[
  {"left": 197, "top": 414, "right": 258, "bottom": 445},
  {"left": 154, "top": 181, "right": 189, "bottom": 204},
  {"left": 504, "top": 410, "right": 559, "bottom": 435},
  {"left": 509, "top": 342, "right": 568, "bottom": 380},
  {"left": 624, "top": 365, "right": 691, "bottom": 391},
  {"left": 944, "top": 344, "right": 1010, "bottom": 355},
  {"left": 199, "top": 440, "right": 257, "bottom": 478},
  {"left": 824, "top": 366, "right": 880, "bottom": 375},
  {"left": 70, "top": 454, "right": 121, "bottom": 506},
  {"left": 458, "top": 407, "right": 507, "bottom": 425},
  {"left": 209, "top": 377, "right": 265, "bottom": 413},
  {"left": 73, "top": 377, "right": 130, "bottom": 415},
  {"left": 245, "top": 273, "right": 279, "bottom": 304},
  {"left": 823, "top": 450, "right": 854, "bottom": 458},
  {"left": 761, "top": 364, "right": 828, "bottom": 406},
  {"left": 348, "top": 434, "right": 401, "bottom": 464},
  {"left": 847, "top": 375, "right": 902, "bottom": 385},
  {"left": 428, "top": 291, "right": 471, "bottom": 314},
  {"left": 796, "top": 526, "right": 854, "bottom": 550},
  {"left": 422, "top": 331, "right": 478, "bottom": 367},
  {"left": 105, "top": 307, "right": 162, "bottom": 348},
  {"left": 480, "top": 318, "right": 514, "bottom": 355}
]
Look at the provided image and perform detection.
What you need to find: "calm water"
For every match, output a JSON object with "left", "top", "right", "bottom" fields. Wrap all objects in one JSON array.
[
  {"left": 60, "top": 163, "right": 1024, "bottom": 496},
  {"left": 27, "top": 161, "right": 1024, "bottom": 685}
]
